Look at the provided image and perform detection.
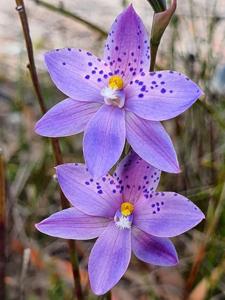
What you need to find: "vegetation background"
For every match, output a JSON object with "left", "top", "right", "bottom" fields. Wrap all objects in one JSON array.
[{"left": 1, "top": 0, "right": 225, "bottom": 299}]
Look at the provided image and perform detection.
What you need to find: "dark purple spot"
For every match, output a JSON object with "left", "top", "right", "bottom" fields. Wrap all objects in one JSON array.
[
  {"left": 115, "top": 46, "right": 119, "bottom": 51},
  {"left": 138, "top": 93, "right": 144, "bottom": 98},
  {"left": 85, "top": 181, "right": 90, "bottom": 185},
  {"left": 97, "top": 78, "right": 102, "bottom": 82},
  {"left": 62, "top": 62, "right": 66, "bottom": 65},
  {"left": 157, "top": 74, "right": 162, "bottom": 78},
  {"left": 88, "top": 62, "right": 92, "bottom": 66},
  {"left": 98, "top": 190, "right": 103, "bottom": 194},
  {"left": 85, "top": 75, "right": 90, "bottom": 79},
  {"left": 161, "top": 88, "right": 166, "bottom": 94}
]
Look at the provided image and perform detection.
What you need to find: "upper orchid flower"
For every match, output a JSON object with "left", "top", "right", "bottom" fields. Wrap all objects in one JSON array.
[
  {"left": 36, "top": 152, "right": 204, "bottom": 295},
  {"left": 35, "top": 5, "right": 203, "bottom": 177}
]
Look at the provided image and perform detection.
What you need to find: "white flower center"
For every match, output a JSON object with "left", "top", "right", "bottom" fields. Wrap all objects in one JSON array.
[{"left": 101, "top": 87, "right": 125, "bottom": 108}]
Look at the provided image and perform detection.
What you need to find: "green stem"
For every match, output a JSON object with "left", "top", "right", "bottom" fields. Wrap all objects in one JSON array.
[{"left": 147, "top": 0, "right": 166, "bottom": 12}]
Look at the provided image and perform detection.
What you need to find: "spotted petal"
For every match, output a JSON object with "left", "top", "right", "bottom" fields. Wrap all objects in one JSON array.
[
  {"left": 45, "top": 48, "right": 111, "bottom": 102},
  {"left": 36, "top": 207, "right": 109, "bottom": 240},
  {"left": 132, "top": 227, "right": 178, "bottom": 266},
  {"left": 125, "top": 71, "right": 203, "bottom": 121},
  {"left": 89, "top": 222, "right": 131, "bottom": 295},
  {"left": 35, "top": 98, "right": 101, "bottom": 137},
  {"left": 84, "top": 104, "right": 126, "bottom": 178},
  {"left": 126, "top": 112, "right": 180, "bottom": 173},
  {"left": 56, "top": 164, "right": 122, "bottom": 218},
  {"left": 104, "top": 5, "right": 150, "bottom": 84},
  {"left": 114, "top": 151, "right": 161, "bottom": 203},
  {"left": 133, "top": 192, "right": 205, "bottom": 237}
]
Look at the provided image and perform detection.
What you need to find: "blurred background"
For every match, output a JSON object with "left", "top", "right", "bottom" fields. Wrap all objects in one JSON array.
[{"left": 1, "top": 0, "right": 225, "bottom": 299}]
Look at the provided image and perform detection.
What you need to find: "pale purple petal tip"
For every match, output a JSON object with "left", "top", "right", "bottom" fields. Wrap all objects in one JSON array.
[
  {"left": 132, "top": 227, "right": 178, "bottom": 266},
  {"left": 134, "top": 192, "right": 205, "bottom": 237},
  {"left": 56, "top": 163, "right": 121, "bottom": 218},
  {"left": 89, "top": 222, "right": 131, "bottom": 295},
  {"left": 35, "top": 98, "right": 101, "bottom": 137},
  {"left": 126, "top": 112, "right": 180, "bottom": 174},
  {"left": 36, "top": 207, "right": 109, "bottom": 240},
  {"left": 114, "top": 151, "right": 161, "bottom": 202}
]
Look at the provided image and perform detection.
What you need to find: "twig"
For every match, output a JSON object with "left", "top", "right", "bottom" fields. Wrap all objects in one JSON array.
[
  {"left": 184, "top": 181, "right": 225, "bottom": 298},
  {"left": 19, "top": 248, "right": 31, "bottom": 300},
  {"left": 33, "top": 0, "right": 107, "bottom": 37},
  {"left": 0, "top": 149, "right": 6, "bottom": 300},
  {"left": 15, "top": 1, "right": 83, "bottom": 299}
]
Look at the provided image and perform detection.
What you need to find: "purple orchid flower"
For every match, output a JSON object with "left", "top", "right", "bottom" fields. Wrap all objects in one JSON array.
[
  {"left": 36, "top": 152, "right": 204, "bottom": 295},
  {"left": 35, "top": 5, "right": 203, "bottom": 177}
]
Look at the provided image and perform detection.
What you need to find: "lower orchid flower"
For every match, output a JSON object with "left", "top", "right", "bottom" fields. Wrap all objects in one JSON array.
[
  {"left": 35, "top": 5, "right": 203, "bottom": 177},
  {"left": 36, "top": 152, "right": 204, "bottom": 295}
]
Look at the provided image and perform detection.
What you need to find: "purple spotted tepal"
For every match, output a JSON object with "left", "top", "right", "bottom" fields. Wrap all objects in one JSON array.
[
  {"left": 35, "top": 5, "right": 203, "bottom": 177},
  {"left": 36, "top": 152, "right": 204, "bottom": 295}
]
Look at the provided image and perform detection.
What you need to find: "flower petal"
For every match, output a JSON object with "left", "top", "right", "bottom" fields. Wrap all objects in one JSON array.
[
  {"left": 114, "top": 151, "right": 161, "bottom": 203},
  {"left": 125, "top": 70, "right": 203, "bottom": 121},
  {"left": 56, "top": 164, "right": 122, "bottom": 218},
  {"left": 84, "top": 104, "right": 126, "bottom": 177},
  {"left": 133, "top": 192, "right": 205, "bottom": 237},
  {"left": 36, "top": 207, "right": 109, "bottom": 240},
  {"left": 45, "top": 48, "right": 111, "bottom": 102},
  {"left": 89, "top": 222, "right": 131, "bottom": 295},
  {"left": 104, "top": 5, "right": 150, "bottom": 84},
  {"left": 126, "top": 112, "right": 180, "bottom": 173},
  {"left": 35, "top": 98, "right": 101, "bottom": 137},
  {"left": 132, "top": 227, "right": 178, "bottom": 266}
]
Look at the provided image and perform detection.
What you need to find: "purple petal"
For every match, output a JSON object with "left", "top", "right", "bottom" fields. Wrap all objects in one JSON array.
[
  {"left": 126, "top": 112, "right": 180, "bottom": 173},
  {"left": 56, "top": 164, "right": 122, "bottom": 218},
  {"left": 133, "top": 192, "right": 205, "bottom": 237},
  {"left": 89, "top": 222, "right": 131, "bottom": 295},
  {"left": 36, "top": 207, "right": 109, "bottom": 240},
  {"left": 125, "top": 70, "right": 203, "bottom": 121},
  {"left": 104, "top": 5, "right": 150, "bottom": 84},
  {"left": 132, "top": 227, "right": 178, "bottom": 266},
  {"left": 35, "top": 98, "right": 101, "bottom": 137},
  {"left": 45, "top": 48, "right": 110, "bottom": 102},
  {"left": 114, "top": 151, "right": 161, "bottom": 203},
  {"left": 84, "top": 104, "right": 126, "bottom": 177}
]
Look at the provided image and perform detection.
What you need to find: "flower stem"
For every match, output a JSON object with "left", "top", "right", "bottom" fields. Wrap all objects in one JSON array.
[
  {"left": 0, "top": 150, "right": 6, "bottom": 300},
  {"left": 149, "top": 0, "right": 177, "bottom": 71},
  {"left": 15, "top": 1, "right": 83, "bottom": 299}
]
